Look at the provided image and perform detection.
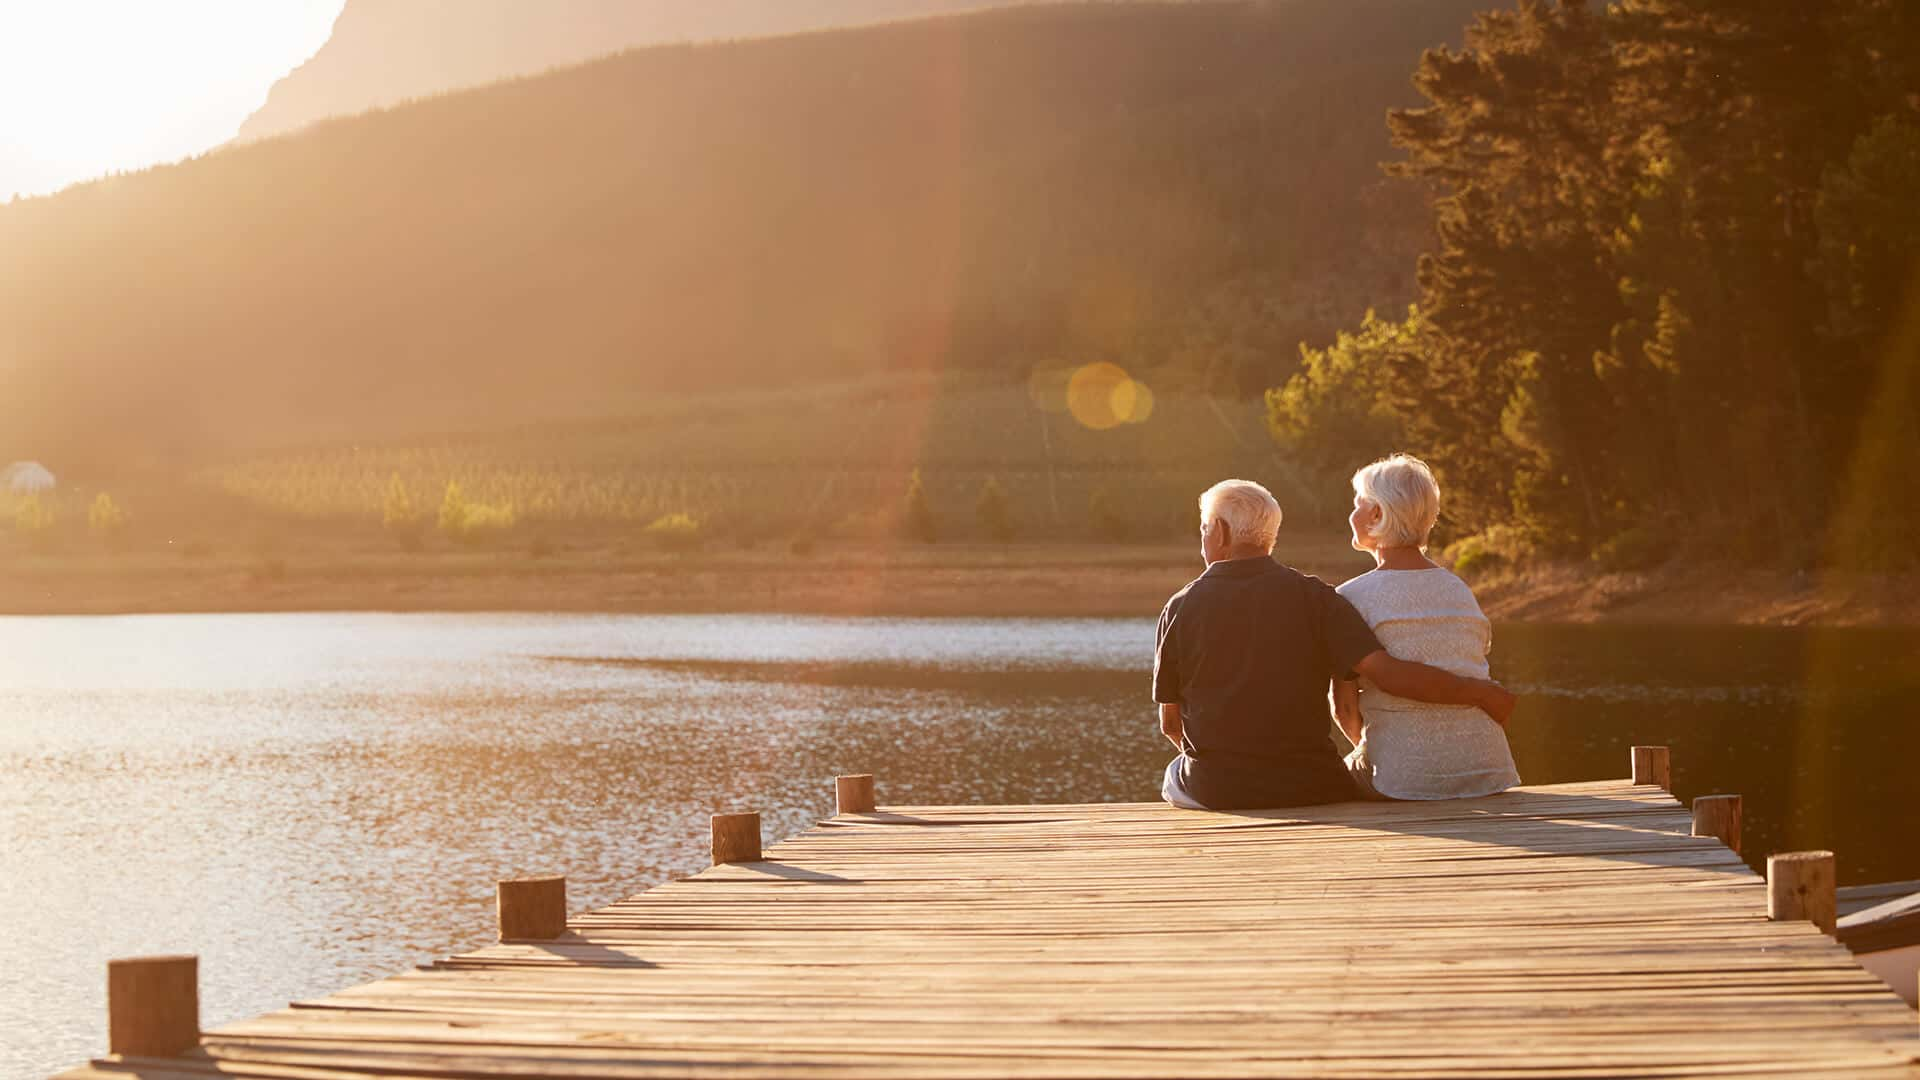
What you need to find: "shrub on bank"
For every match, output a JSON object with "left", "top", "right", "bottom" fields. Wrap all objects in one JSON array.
[
  {"left": 643, "top": 512, "right": 702, "bottom": 552},
  {"left": 14, "top": 494, "right": 58, "bottom": 553},
  {"left": 1443, "top": 525, "right": 1536, "bottom": 578},
  {"left": 437, "top": 481, "right": 516, "bottom": 546},
  {"left": 460, "top": 502, "right": 518, "bottom": 542},
  {"left": 1591, "top": 525, "right": 1669, "bottom": 574}
]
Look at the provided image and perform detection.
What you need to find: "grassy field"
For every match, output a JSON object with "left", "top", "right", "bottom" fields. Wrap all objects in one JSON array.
[
  {"left": 0, "top": 374, "right": 1337, "bottom": 555},
  {"left": 0, "top": 373, "right": 1373, "bottom": 615},
  {"left": 196, "top": 374, "right": 1334, "bottom": 538}
]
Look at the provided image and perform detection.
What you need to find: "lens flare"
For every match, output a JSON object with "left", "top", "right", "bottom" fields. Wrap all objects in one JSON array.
[
  {"left": 1041, "top": 362, "right": 1154, "bottom": 429},
  {"left": 1067, "top": 362, "right": 1129, "bottom": 430},
  {"left": 1122, "top": 381, "right": 1155, "bottom": 424}
]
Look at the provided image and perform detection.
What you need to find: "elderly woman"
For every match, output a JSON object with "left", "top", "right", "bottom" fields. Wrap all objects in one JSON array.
[{"left": 1334, "top": 454, "right": 1520, "bottom": 800}]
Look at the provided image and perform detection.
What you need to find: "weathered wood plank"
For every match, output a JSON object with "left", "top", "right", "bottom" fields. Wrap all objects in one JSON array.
[{"left": 54, "top": 781, "right": 1920, "bottom": 1079}]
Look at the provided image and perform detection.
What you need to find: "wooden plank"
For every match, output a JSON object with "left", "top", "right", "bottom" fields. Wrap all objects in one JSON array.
[{"left": 55, "top": 781, "right": 1920, "bottom": 1079}]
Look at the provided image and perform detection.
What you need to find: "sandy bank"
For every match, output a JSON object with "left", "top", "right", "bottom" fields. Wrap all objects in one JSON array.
[{"left": 1472, "top": 563, "right": 1920, "bottom": 628}]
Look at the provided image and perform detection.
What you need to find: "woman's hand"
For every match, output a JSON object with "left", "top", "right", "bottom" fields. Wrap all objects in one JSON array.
[{"left": 1331, "top": 679, "right": 1363, "bottom": 748}]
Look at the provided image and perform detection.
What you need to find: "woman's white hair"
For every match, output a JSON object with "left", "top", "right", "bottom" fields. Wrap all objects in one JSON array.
[
  {"left": 1352, "top": 453, "right": 1441, "bottom": 550},
  {"left": 1199, "top": 479, "right": 1282, "bottom": 551}
]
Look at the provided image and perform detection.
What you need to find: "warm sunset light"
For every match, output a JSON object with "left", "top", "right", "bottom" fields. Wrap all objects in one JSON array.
[
  {"left": 0, "top": 1, "right": 340, "bottom": 199},
  {"left": 4, "top": 3, "right": 1916, "bottom": 1077}
]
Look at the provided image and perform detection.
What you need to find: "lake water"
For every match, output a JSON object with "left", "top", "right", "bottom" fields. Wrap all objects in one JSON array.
[{"left": 3, "top": 612, "right": 1917, "bottom": 1077}]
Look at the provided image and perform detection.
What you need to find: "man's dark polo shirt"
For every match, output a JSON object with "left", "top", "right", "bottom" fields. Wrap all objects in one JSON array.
[{"left": 1153, "top": 555, "right": 1383, "bottom": 809}]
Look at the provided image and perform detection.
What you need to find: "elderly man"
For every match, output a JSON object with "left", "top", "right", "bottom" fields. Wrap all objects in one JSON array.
[{"left": 1155, "top": 479, "right": 1517, "bottom": 810}]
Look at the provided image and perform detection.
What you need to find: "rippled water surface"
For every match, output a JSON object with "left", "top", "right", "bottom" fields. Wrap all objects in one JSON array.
[{"left": 4, "top": 613, "right": 1917, "bottom": 1076}]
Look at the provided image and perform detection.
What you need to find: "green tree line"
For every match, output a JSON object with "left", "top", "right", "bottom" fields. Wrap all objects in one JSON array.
[{"left": 1271, "top": 0, "right": 1920, "bottom": 570}]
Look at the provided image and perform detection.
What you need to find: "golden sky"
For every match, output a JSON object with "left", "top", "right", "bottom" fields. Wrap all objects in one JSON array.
[{"left": 0, "top": 0, "right": 343, "bottom": 201}]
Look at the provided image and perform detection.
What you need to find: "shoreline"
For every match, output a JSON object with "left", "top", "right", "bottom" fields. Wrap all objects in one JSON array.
[
  {"left": 2, "top": 543, "right": 1915, "bottom": 626},
  {"left": 1469, "top": 562, "right": 1920, "bottom": 629}
]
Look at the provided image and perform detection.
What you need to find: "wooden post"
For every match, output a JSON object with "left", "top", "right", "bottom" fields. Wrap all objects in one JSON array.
[
  {"left": 712, "top": 811, "right": 762, "bottom": 864},
  {"left": 1767, "top": 850, "right": 1837, "bottom": 934},
  {"left": 108, "top": 955, "right": 199, "bottom": 1058},
  {"left": 1630, "top": 745, "right": 1671, "bottom": 790},
  {"left": 497, "top": 875, "right": 567, "bottom": 941},
  {"left": 836, "top": 774, "right": 876, "bottom": 814},
  {"left": 1691, "top": 795, "right": 1742, "bottom": 854}
]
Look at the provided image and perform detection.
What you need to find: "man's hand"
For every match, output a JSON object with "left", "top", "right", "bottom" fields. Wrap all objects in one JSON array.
[
  {"left": 1473, "top": 679, "right": 1517, "bottom": 728},
  {"left": 1158, "top": 702, "right": 1184, "bottom": 751}
]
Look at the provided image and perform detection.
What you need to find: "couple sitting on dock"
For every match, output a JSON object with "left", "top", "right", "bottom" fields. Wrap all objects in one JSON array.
[{"left": 1155, "top": 455, "right": 1521, "bottom": 810}]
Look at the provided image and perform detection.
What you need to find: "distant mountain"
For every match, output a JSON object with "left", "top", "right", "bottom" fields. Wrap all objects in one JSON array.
[
  {"left": 237, "top": 0, "right": 1045, "bottom": 142},
  {"left": 0, "top": 0, "right": 1486, "bottom": 467}
]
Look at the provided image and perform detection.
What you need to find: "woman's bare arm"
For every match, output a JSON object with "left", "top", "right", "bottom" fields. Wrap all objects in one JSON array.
[
  {"left": 1331, "top": 679, "right": 1363, "bottom": 749},
  {"left": 1158, "top": 703, "right": 1184, "bottom": 751}
]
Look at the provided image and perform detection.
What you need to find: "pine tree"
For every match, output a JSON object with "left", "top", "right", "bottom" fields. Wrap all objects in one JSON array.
[{"left": 1386, "top": 1, "right": 1629, "bottom": 548}]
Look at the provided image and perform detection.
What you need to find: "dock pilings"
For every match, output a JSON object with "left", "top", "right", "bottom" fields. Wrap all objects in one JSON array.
[
  {"left": 1768, "top": 850, "right": 1839, "bottom": 934},
  {"left": 1630, "top": 744, "right": 1671, "bottom": 789},
  {"left": 836, "top": 773, "right": 876, "bottom": 814},
  {"left": 496, "top": 875, "right": 567, "bottom": 941},
  {"left": 1631, "top": 745, "right": 1835, "bottom": 937},
  {"left": 106, "top": 955, "right": 198, "bottom": 1059},
  {"left": 1692, "top": 794, "right": 1743, "bottom": 855}
]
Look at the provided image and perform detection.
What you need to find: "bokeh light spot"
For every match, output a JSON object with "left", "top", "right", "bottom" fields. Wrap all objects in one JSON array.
[
  {"left": 1108, "top": 378, "right": 1138, "bottom": 425},
  {"left": 1067, "top": 362, "right": 1130, "bottom": 430},
  {"left": 1123, "top": 380, "right": 1155, "bottom": 424}
]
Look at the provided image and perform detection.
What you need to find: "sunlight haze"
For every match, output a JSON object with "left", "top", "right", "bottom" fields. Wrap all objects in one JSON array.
[
  {"left": 0, "top": 0, "right": 342, "bottom": 200},
  {"left": 2, "top": 2, "right": 1917, "bottom": 1076}
]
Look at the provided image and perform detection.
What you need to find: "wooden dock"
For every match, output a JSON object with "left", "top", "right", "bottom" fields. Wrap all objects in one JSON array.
[{"left": 60, "top": 775, "right": 1919, "bottom": 1078}]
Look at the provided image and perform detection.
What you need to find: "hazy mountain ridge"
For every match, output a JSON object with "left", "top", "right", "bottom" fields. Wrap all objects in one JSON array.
[
  {"left": 0, "top": 0, "right": 1484, "bottom": 468},
  {"left": 237, "top": 0, "right": 1044, "bottom": 142}
]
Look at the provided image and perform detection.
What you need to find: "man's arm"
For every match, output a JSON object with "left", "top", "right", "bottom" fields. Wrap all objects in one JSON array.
[
  {"left": 1159, "top": 703, "right": 1184, "bottom": 751},
  {"left": 1331, "top": 679, "right": 1363, "bottom": 748},
  {"left": 1352, "top": 650, "right": 1516, "bottom": 726}
]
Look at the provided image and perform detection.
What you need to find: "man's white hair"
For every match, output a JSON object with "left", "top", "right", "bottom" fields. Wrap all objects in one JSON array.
[
  {"left": 1353, "top": 453, "right": 1441, "bottom": 549},
  {"left": 1199, "top": 479, "right": 1282, "bottom": 551}
]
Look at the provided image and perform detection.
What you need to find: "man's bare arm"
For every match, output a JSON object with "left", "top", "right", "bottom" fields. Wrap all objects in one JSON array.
[
  {"left": 1159, "top": 703, "right": 1184, "bottom": 751},
  {"left": 1331, "top": 679, "right": 1363, "bottom": 748},
  {"left": 1352, "top": 650, "right": 1516, "bottom": 727}
]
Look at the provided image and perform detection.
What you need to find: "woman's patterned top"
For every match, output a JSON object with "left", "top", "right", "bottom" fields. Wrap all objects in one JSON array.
[{"left": 1336, "top": 566, "right": 1520, "bottom": 800}]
